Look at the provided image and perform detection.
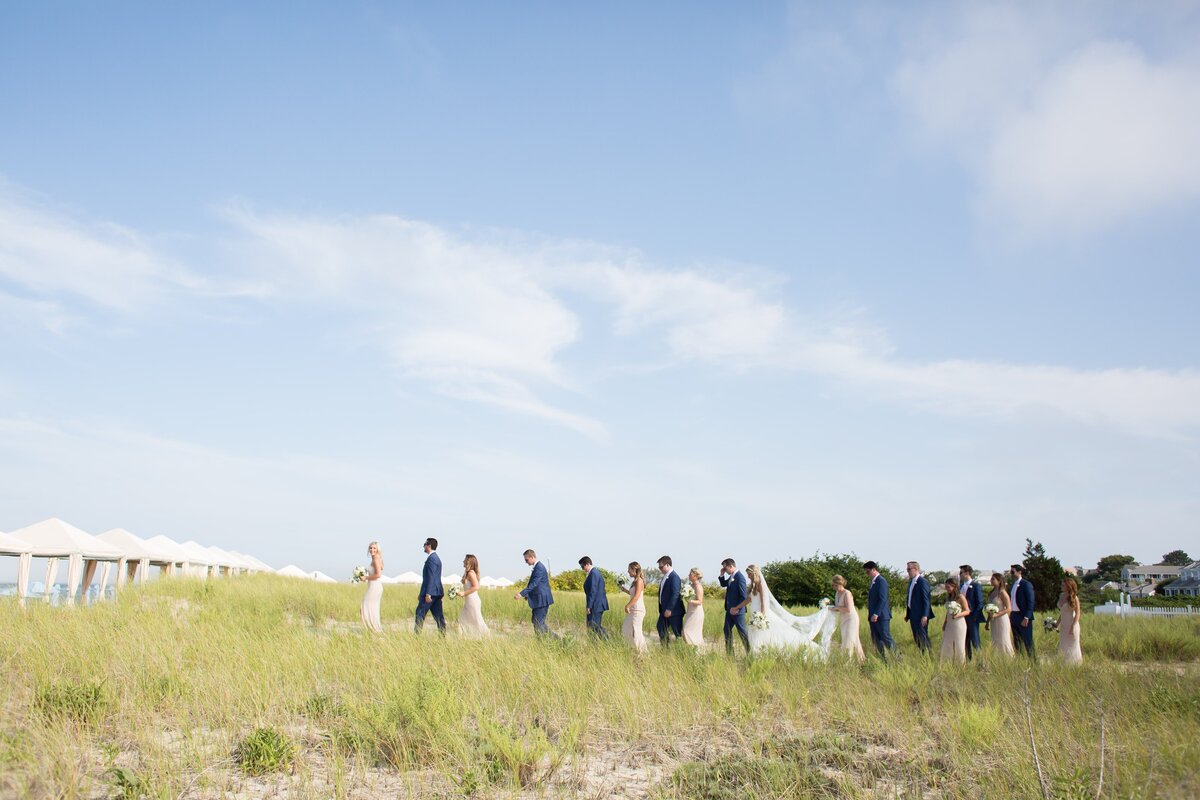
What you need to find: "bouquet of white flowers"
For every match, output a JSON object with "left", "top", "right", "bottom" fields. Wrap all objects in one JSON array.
[
  {"left": 750, "top": 611, "right": 770, "bottom": 630},
  {"left": 351, "top": 566, "right": 367, "bottom": 583},
  {"left": 617, "top": 573, "right": 631, "bottom": 589},
  {"left": 447, "top": 585, "right": 461, "bottom": 599},
  {"left": 946, "top": 600, "right": 962, "bottom": 616},
  {"left": 1044, "top": 617, "right": 1059, "bottom": 632},
  {"left": 818, "top": 597, "right": 832, "bottom": 609},
  {"left": 984, "top": 602, "right": 1000, "bottom": 618},
  {"left": 680, "top": 584, "right": 695, "bottom": 601}
]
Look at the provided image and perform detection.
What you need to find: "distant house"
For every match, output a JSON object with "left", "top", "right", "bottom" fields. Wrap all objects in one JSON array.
[
  {"left": 1163, "top": 562, "right": 1200, "bottom": 598},
  {"left": 1121, "top": 565, "right": 1183, "bottom": 584}
]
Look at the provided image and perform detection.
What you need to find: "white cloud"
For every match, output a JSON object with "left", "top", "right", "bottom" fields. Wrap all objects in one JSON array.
[
  {"left": 0, "top": 187, "right": 199, "bottom": 310},
  {"left": 892, "top": 4, "right": 1200, "bottom": 235}
]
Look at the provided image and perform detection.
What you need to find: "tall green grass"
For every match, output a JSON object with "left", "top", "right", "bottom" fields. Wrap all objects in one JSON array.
[{"left": 0, "top": 575, "right": 1196, "bottom": 798}]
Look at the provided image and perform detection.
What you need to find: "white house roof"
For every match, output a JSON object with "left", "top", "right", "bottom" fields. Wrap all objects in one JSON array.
[
  {"left": 393, "top": 571, "right": 422, "bottom": 584},
  {"left": 276, "top": 564, "right": 311, "bottom": 579},
  {"left": 97, "top": 528, "right": 166, "bottom": 562},
  {"left": 311, "top": 571, "right": 337, "bottom": 583},
  {"left": 142, "top": 535, "right": 193, "bottom": 564},
  {"left": 0, "top": 530, "right": 34, "bottom": 555},
  {"left": 8, "top": 518, "right": 124, "bottom": 560},
  {"left": 178, "top": 541, "right": 216, "bottom": 565}
]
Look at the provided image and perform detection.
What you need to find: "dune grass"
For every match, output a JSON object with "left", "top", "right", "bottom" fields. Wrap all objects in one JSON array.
[{"left": 1, "top": 575, "right": 1197, "bottom": 798}]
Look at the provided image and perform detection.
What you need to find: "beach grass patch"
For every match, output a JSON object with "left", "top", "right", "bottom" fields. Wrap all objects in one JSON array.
[{"left": 234, "top": 727, "right": 296, "bottom": 776}]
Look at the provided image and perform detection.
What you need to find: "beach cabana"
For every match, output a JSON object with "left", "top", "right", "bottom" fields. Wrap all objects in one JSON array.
[
  {"left": 0, "top": 531, "right": 34, "bottom": 602},
  {"left": 7, "top": 518, "right": 123, "bottom": 604},
  {"left": 204, "top": 546, "right": 245, "bottom": 576},
  {"left": 227, "top": 551, "right": 266, "bottom": 574},
  {"left": 479, "top": 575, "right": 501, "bottom": 588},
  {"left": 178, "top": 541, "right": 216, "bottom": 578},
  {"left": 441, "top": 572, "right": 463, "bottom": 586},
  {"left": 96, "top": 528, "right": 172, "bottom": 588},
  {"left": 276, "top": 564, "right": 311, "bottom": 579},
  {"left": 311, "top": 570, "right": 337, "bottom": 583},
  {"left": 493, "top": 577, "right": 515, "bottom": 588},
  {"left": 394, "top": 571, "right": 421, "bottom": 584},
  {"left": 142, "top": 534, "right": 193, "bottom": 575}
]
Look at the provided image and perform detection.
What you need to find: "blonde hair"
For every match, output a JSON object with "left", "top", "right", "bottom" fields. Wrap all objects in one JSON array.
[
  {"left": 628, "top": 562, "right": 645, "bottom": 582},
  {"left": 368, "top": 541, "right": 382, "bottom": 557},
  {"left": 746, "top": 565, "right": 764, "bottom": 595},
  {"left": 832, "top": 574, "right": 846, "bottom": 587},
  {"left": 463, "top": 554, "right": 480, "bottom": 579},
  {"left": 689, "top": 567, "right": 703, "bottom": 581}
]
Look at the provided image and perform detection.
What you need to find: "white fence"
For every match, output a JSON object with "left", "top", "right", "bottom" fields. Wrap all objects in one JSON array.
[{"left": 1094, "top": 593, "right": 1197, "bottom": 617}]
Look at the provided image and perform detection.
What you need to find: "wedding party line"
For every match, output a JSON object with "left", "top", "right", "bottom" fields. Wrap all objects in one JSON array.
[{"left": 357, "top": 538, "right": 1086, "bottom": 665}]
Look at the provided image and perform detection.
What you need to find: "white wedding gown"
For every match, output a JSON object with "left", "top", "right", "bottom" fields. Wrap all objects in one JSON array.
[{"left": 746, "top": 575, "right": 838, "bottom": 658}]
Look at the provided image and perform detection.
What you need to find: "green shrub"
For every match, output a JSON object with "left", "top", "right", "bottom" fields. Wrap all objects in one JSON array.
[
  {"left": 234, "top": 727, "right": 296, "bottom": 776},
  {"left": 106, "top": 766, "right": 150, "bottom": 800},
  {"left": 34, "top": 681, "right": 107, "bottom": 725}
]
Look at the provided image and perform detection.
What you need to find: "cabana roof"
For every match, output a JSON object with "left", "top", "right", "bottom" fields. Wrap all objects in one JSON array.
[
  {"left": 0, "top": 530, "right": 34, "bottom": 555},
  {"left": 276, "top": 564, "right": 310, "bottom": 579},
  {"left": 178, "top": 540, "right": 215, "bottom": 565},
  {"left": 8, "top": 518, "right": 123, "bottom": 560},
  {"left": 97, "top": 528, "right": 167, "bottom": 562},
  {"left": 142, "top": 535, "right": 193, "bottom": 564}
]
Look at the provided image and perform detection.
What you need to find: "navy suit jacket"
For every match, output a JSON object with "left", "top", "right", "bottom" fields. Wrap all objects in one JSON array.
[
  {"left": 520, "top": 561, "right": 554, "bottom": 609},
  {"left": 719, "top": 570, "right": 748, "bottom": 615},
  {"left": 1012, "top": 578, "right": 1035, "bottom": 623},
  {"left": 659, "top": 570, "right": 685, "bottom": 617},
  {"left": 419, "top": 552, "right": 443, "bottom": 598},
  {"left": 868, "top": 574, "right": 891, "bottom": 620},
  {"left": 963, "top": 579, "right": 985, "bottom": 624},
  {"left": 905, "top": 575, "right": 933, "bottom": 622},
  {"left": 583, "top": 568, "right": 608, "bottom": 613}
]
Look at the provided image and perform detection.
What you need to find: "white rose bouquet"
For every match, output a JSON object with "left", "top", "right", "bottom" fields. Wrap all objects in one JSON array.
[
  {"left": 818, "top": 597, "right": 832, "bottom": 609},
  {"left": 750, "top": 611, "right": 770, "bottom": 630},
  {"left": 680, "top": 584, "right": 695, "bottom": 601},
  {"left": 351, "top": 566, "right": 367, "bottom": 583},
  {"left": 984, "top": 602, "right": 1000, "bottom": 618},
  {"left": 617, "top": 573, "right": 631, "bottom": 590},
  {"left": 946, "top": 600, "right": 962, "bottom": 617},
  {"left": 447, "top": 585, "right": 461, "bottom": 599},
  {"left": 1044, "top": 617, "right": 1059, "bottom": 632}
]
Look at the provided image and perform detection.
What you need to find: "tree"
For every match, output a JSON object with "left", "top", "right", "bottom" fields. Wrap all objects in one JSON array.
[
  {"left": 763, "top": 553, "right": 905, "bottom": 610},
  {"left": 1022, "top": 539, "right": 1066, "bottom": 612},
  {"left": 1094, "top": 554, "right": 1138, "bottom": 582},
  {"left": 1161, "top": 550, "right": 1193, "bottom": 566}
]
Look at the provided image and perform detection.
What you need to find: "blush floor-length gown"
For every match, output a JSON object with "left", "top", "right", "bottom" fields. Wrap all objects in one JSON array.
[
  {"left": 360, "top": 579, "right": 383, "bottom": 633},
  {"left": 835, "top": 589, "right": 865, "bottom": 662}
]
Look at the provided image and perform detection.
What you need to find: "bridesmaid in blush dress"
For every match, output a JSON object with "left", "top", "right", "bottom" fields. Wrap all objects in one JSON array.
[
  {"left": 458, "top": 554, "right": 490, "bottom": 638},
  {"left": 621, "top": 562, "right": 648, "bottom": 654},
  {"left": 1057, "top": 578, "right": 1083, "bottom": 664},
  {"left": 682, "top": 567, "right": 705, "bottom": 647},
  {"left": 939, "top": 577, "right": 969, "bottom": 664},
  {"left": 987, "top": 573, "right": 1015, "bottom": 657},
  {"left": 360, "top": 541, "right": 384, "bottom": 633},
  {"left": 831, "top": 575, "right": 865, "bottom": 662}
]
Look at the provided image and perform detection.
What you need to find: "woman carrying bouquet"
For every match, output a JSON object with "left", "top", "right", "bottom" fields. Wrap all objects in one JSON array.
[
  {"left": 831, "top": 575, "right": 865, "bottom": 662},
  {"left": 359, "top": 541, "right": 384, "bottom": 633},
  {"left": 621, "top": 562, "right": 648, "bottom": 654},
  {"left": 939, "top": 577, "right": 970, "bottom": 664},
  {"left": 1057, "top": 578, "right": 1083, "bottom": 665},
  {"left": 986, "top": 573, "right": 1015, "bottom": 657},
  {"left": 682, "top": 567, "right": 705, "bottom": 647}
]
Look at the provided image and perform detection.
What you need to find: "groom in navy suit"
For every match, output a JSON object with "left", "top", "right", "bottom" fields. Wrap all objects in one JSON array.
[
  {"left": 656, "top": 555, "right": 685, "bottom": 645},
  {"left": 904, "top": 561, "right": 934, "bottom": 653},
  {"left": 718, "top": 558, "right": 750, "bottom": 654},
  {"left": 1009, "top": 563, "right": 1036, "bottom": 658},
  {"left": 579, "top": 556, "right": 609, "bottom": 638},
  {"left": 959, "top": 564, "right": 985, "bottom": 661},
  {"left": 863, "top": 561, "right": 895, "bottom": 658},
  {"left": 414, "top": 537, "right": 446, "bottom": 634},
  {"left": 515, "top": 549, "right": 557, "bottom": 638}
]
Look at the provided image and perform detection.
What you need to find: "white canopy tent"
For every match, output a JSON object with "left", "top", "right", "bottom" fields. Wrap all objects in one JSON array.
[
  {"left": 178, "top": 541, "right": 216, "bottom": 578},
  {"left": 227, "top": 551, "right": 268, "bottom": 574},
  {"left": 96, "top": 528, "right": 172, "bottom": 588},
  {"left": 479, "top": 575, "right": 503, "bottom": 588},
  {"left": 441, "top": 572, "right": 463, "bottom": 585},
  {"left": 393, "top": 571, "right": 421, "bottom": 584},
  {"left": 7, "top": 518, "right": 124, "bottom": 605},
  {"left": 493, "top": 577, "right": 515, "bottom": 588},
  {"left": 276, "top": 564, "right": 311, "bottom": 579},
  {"left": 203, "top": 546, "right": 245, "bottom": 576},
  {"left": 142, "top": 535, "right": 193, "bottom": 575},
  {"left": 0, "top": 531, "right": 34, "bottom": 602},
  {"left": 311, "top": 570, "right": 337, "bottom": 583},
  {"left": 378, "top": 574, "right": 402, "bottom": 584}
]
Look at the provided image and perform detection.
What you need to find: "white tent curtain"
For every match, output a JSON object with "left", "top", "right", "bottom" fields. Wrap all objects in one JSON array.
[
  {"left": 17, "top": 553, "right": 31, "bottom": 603},
  {"left": 43, "top": 557, "right": 60, "bottom": 602},
  {"left": 98, "top": 562, "right": 112, "bottom": 602}
]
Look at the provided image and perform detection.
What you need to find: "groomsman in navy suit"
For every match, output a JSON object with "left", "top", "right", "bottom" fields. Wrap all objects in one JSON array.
[
  {"left": 414, "top": 537, "right": 446, "bottom": 634},
  {"left": 959, "top": 564, "right": 985, "bottom": 660},
  {"left": 1009, "top": 563, "right": 1036, "bottom": 657},
  {"left": 863, "top": 561, "right": 895, "bottom": 658},
  {"left": 656, "top": 556, "right": 685, "bottom": 645},
  {"left": 515, "top": 549, "right": 557, "bottom": 638},
  {"left": 904, "top": 561, "right": 934, "bottom": 653},
  {"left": 718, "top": 558, "right": 750, "bottom": 654},
  {"left": 579, "top": 556, "right": 609, "bottom": 638}
]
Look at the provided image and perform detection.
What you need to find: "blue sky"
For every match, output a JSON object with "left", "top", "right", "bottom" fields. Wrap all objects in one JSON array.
[{"left": 2, "top": 1, "right": 1198, "bottom": 581}]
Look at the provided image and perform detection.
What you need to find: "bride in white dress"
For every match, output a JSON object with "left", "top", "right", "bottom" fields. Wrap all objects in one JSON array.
[{"left": 742, "top": 565, "right": 837, "bottom": 657}]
